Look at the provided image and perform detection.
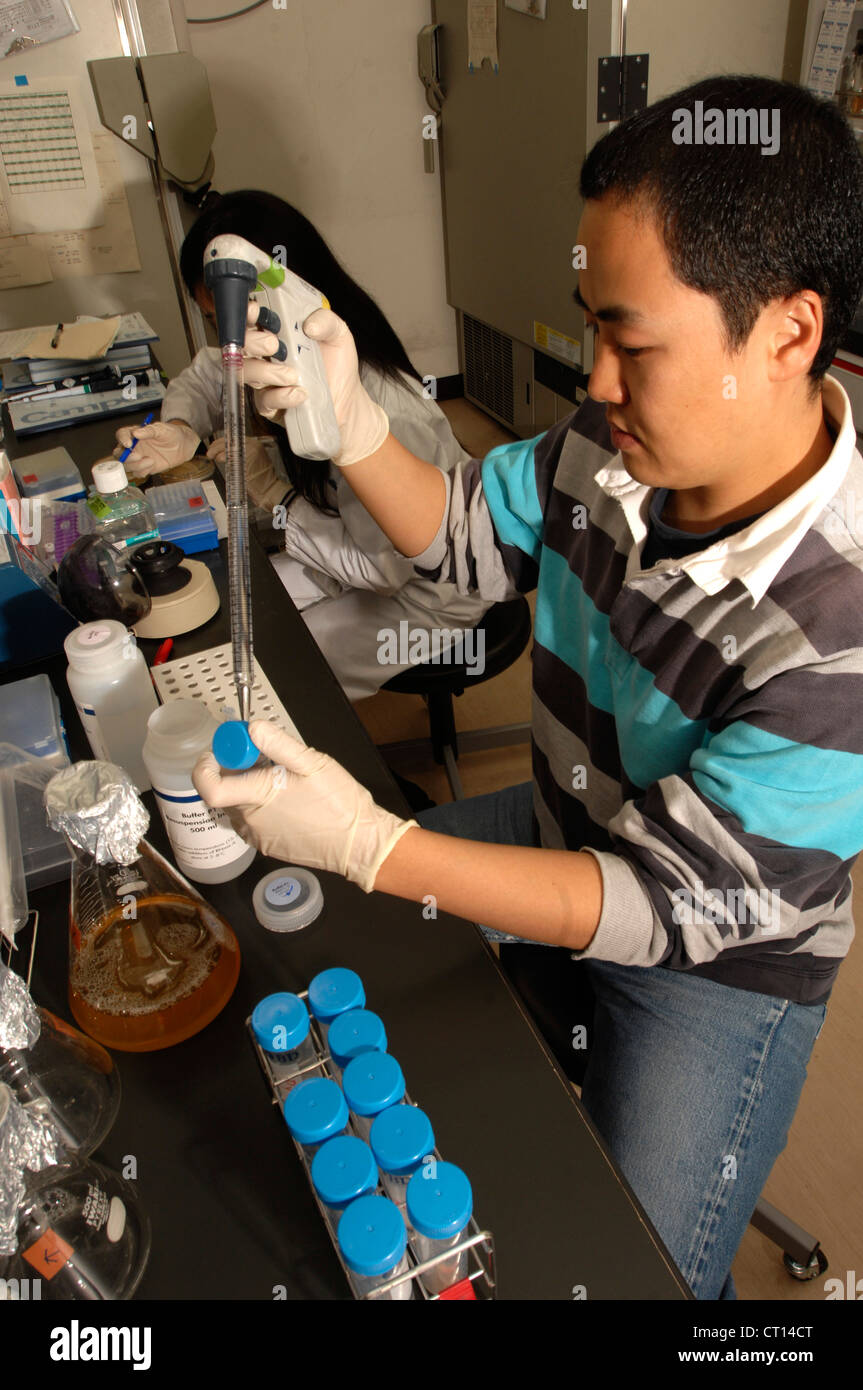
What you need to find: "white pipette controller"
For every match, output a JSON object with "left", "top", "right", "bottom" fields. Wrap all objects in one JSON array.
[{"left": 203, "top": 234, "right": 341, "bottom": 462}]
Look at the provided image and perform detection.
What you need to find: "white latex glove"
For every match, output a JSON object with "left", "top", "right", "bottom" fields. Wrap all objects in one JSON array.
[
  {"left": 113, "top": 420, "right": 201, "bottom": 479},
  {"left": 192, "top": 720, "right": 417, "bottom": 893},
  {"left": 241, "top": 305, "right": 390, "bottom": 467},
  {"left": 206, "top": 434, "right": 287, "bottom": 510}
]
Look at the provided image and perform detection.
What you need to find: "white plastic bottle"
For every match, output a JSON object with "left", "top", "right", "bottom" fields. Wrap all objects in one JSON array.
[
  {"left": 142, "top": 700, "right": 256, "bottom": 883},
  {"left": 64, "top": 621, "right": 159, "bottom": 791},
  {"left": 88, "top": 459, "right": 159, "bottom": 550}
]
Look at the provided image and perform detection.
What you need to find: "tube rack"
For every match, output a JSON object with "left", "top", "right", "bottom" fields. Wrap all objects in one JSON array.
[{"left": 247, "top": 991, "right": 497, "bottom": 1301}]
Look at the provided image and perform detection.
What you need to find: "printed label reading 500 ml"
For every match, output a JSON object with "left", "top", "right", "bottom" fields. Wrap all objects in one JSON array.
[{"left": 152, "top": 786, "right": 250, "bottom": 866}]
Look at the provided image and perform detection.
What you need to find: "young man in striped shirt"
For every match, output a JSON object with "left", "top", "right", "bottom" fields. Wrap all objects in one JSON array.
[{"left": 196, "top": 75, "right": 863, "bottom": 1299}]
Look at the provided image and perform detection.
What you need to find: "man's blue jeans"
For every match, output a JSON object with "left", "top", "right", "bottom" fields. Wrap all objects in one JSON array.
[{"left": 417, "top": 783, "right": 827, "bottom": 1300}]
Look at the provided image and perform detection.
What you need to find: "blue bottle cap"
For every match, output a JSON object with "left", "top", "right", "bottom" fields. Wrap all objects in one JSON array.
[
  {"left": 342, "top": 1052, "right": 405, "bottom": 1117},
  {"left": 370, "top": 1104, "right": 435, "bottom": 1177},
  {"left": 282, "top": 1078, "right": 348, "bottom": 1147},
  {"left": 213, "top": 719, "right": 260, "bottom": 770},
  {"left": 327, "top": 1009, "right": 387, "bottom": 1069},
  {"left": 307, "top": 967, "right": 365, "bottom": 1023},
  {"left": 310, "top": 1135, "right": 378, "bottom": 1210},
  {"left": 406, "top": 1162, "right": 472, "bottom": 1240},
  {"left": 251, "top": 992, "right": 309, "bottom": 1053},
  {"left": 337, "top": 1194, "right": 407, "bottom": 1278}
]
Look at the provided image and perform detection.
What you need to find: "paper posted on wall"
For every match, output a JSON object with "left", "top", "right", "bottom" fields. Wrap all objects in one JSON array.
[
  {"left": 0, "top": 0, "right": 79, "bottom": 57},
  {"left": 0, "top": 76, "right": 103, "bottom": 235},
  {"left": 467, "top": 0, "right": 499, "bottom": 73},
  {"left": 0, "top": 131, "right": 141, "bottom": 288},
  {"left": 805, "top": 0, "right": 857, "bottom": 98}
]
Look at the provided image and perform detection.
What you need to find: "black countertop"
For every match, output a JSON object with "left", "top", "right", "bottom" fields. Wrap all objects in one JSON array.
[{"left": 3, "top": 411, "right": 689, "bottom": 1301}]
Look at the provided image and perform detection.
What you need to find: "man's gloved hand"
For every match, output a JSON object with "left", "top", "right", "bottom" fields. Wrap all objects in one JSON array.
[
  {"left": 113, "top": 420, "right": 200, "bottom": 479},
  {"left": 241, "top": 305, "right": 390, "bottom": 467},
  {"left": 192, "top": 720, "right": 417, "bottom": 892}
]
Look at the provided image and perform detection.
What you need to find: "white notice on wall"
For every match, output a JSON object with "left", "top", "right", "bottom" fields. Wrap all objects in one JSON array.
[
  {"left": 0, "top": 0, "right": 79, "bottom": 57},
  {"left": 0, "top": 76, "right": 104, "bottom": 234},
  {"left": 467, "top": 0, "right": 499, "bottom": 73},
  {"left": 805, "top": 0, "right": 856, "bottom": 97}
]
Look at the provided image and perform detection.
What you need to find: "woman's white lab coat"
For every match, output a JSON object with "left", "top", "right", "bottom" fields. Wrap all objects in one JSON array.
[{"left": 162, "top": 347, "right": 493, "bottom": 699}]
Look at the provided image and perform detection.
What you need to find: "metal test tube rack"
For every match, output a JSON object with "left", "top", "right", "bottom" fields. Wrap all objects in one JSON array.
[{"left": 247, "top": 989, "right": 497, "bottom": 1301}]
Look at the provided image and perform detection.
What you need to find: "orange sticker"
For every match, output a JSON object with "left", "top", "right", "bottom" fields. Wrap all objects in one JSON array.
[{"left": 22, "top": 1229, "right": 73, "bottom": 1280}]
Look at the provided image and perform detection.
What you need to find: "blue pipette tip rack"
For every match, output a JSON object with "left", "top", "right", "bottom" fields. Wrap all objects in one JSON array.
[{"left": 213, "top": 719, "right": 260, "bottom": 770}]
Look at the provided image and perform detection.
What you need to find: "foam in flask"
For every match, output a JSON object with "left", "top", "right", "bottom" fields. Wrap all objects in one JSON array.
[{"left": 45, "top": 761, "right": 241, "bottom": 1053}]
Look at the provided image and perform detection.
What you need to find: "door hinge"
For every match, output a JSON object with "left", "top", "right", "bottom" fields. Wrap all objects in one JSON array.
[{"left": 597, "top": 53, "right": 649, "bottom": 123}]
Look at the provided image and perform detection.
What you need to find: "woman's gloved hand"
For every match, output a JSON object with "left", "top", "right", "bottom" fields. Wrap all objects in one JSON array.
[
  {"left": 241, "top": 306, "right": 390, "bottom": 467},
  {"left": 113, "top": 420, "right": 200, "bottom": 479},
  {"left": 206, "top": 434, "right": 287, "bottom": 510},
  {"left": 192, "top": 720, "right": 417, "bottom": 892}
]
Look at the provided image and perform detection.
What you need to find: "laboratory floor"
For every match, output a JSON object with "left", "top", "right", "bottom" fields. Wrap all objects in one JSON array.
[{"left": 353, "top": 396, "right": 863, "bottom": 1303}]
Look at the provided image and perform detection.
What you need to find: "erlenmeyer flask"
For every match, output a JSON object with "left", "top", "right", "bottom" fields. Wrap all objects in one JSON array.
[
  {"left": 0, "top": 1008, "right": 120, "bottom": 1157},
  {"left": 45, "top": 762, "right": 241, "bottom": 1052},
  {"left": 0, "top": 1085, "right": 150, "bottom": 1300}
]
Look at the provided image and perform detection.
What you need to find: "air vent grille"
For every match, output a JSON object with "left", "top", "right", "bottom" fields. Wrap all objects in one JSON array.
[{"left": 462, "top": 314, "right": 514, "bottom": 426}]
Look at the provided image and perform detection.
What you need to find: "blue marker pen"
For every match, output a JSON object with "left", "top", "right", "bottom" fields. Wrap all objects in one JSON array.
[{"left": 119, "top": 411, "right": 156, "bottom": 463}]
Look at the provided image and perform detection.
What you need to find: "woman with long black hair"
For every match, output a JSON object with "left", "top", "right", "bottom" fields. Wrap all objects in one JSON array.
[{"left": 115, "top": 190, "right": 491, "bottom": 699}]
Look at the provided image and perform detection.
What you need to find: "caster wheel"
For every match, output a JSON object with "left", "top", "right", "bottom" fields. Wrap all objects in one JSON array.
[{"left": 783, "top": 1247, "right": 828, "bottom": 1281}]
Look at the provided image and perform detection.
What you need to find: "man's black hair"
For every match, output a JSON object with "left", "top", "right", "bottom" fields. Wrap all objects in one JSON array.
[{"left": 579, "top": 75, "right": 863, "bottom": 388}]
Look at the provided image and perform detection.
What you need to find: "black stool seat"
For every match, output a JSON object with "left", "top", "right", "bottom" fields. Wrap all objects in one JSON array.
[
  {"left": 382, "top": 597, "right": 532, "bottom": 695},
  {"left": 379, "top": 597, "right": 533, "bottom": 799}
]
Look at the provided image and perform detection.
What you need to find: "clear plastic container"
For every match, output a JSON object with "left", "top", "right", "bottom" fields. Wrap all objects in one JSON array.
[
  {"left": 282, "top": 1076, "right": 348, "bottom": 1159},
  {"left": 251, "top": 993, "right": 317, "bottom": 1080},
  {"left": 0, "top": 745, "right": 73, "bottom": 894},
  {"left": 326, "top": 1008, "right": 387, "bottom": 1082},
  {"left": 0, "top": 674, "right": 67, "bottom": 764},
  {"left": 142, "top": 700, "right": 256, "bottom": 883},
  {"left": 251, "top": 868, "right": 323, "bottom": 932},
  {"left": 0, "top": 1007, "right": 120, "bottom": 1157},
  {"left": 341, "top": 1052, "right": 405, "bottom": 1141},
  {"left": 87, "top": 460, "right": 158, "bottom": 551},
  {"left": 146, "top": 481, "right": 218, "bottom": 554},
  {"left": 64, "top": 621, "right": 159, "bottom": 791},
  {"left": 337, "top": 1193, "right": 412, "bottom": 1300},
  {"left": 406, "top": 1161, "right": 473, "bottom": 1296},
  {"left": 307, "top": 967, "right": 365, "bottom": 1042},
  {"left": 370, "top": 1104, "right": 435, "bottom": 1212},
  {"left": 310, "top": 1134, "right": 378, "bottom": 1230}
]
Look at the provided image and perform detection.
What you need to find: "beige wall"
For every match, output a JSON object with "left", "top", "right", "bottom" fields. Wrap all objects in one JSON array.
[
  {"left": 0, "top": 0, "right": 190, "bottom": 378},
  {"left": 184, "top": 0, "right": 458, "bottom": 379}
]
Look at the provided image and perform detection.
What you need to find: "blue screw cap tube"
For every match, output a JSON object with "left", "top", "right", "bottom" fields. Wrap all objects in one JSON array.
[
  {"left": 307, "top": 967, "right": 365, "bottom": 1039},
  {"left": 310, "top": 1134, "right": 378, "bottom": 1224},
  {"left": 282, "top": 1077, "right": 348, "bottom": 1155},
  {"left": 251, "top": 992, "right": 310, "bottom": 1055},
  {"left": 327, "top": 1008, "right": 387, "bottom": 1074},
  {"left": 370, "top": 1104, "right": 435, "bottom": 1207},
  {"left": 337, "top": 1194, "right": 412, "bottom": 1299},
  {"left": 213, "top": 719, "right": 261, "bottom": 770},
  {"left": 341, "top": 1052, "right": 405, "bottom": 1140},
  {"left": 406, "top": 1162, "right": 473, "bottom": 1296}
]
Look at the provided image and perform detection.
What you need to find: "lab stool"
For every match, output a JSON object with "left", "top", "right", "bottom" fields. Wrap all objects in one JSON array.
[
  {"left": 378, "top": 597, "right": 532, "bottom": 800},
  {"left": 497, "top": 943, "right": 828, "bottom": 1283}
]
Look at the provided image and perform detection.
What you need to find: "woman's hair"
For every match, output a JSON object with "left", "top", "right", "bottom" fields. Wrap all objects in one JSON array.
[{"left": 179, "top": 191, "right": 421, "bottom": 512}]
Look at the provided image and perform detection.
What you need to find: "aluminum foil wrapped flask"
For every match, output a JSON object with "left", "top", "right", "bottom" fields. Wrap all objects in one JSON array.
[{"left": 44, "top": 762, "right": 241, "bottom": 1052}]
